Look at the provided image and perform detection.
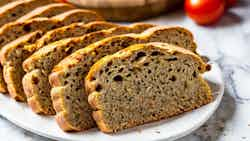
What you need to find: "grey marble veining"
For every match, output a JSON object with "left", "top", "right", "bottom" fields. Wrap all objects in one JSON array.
[{"left": 0, "top": 0, "right": 250, "bottom": 141}]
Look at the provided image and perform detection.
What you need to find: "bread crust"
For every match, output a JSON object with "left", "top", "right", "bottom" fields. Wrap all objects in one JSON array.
[{"left": 16, "top": 3, "right": 75, "bottom": 22}]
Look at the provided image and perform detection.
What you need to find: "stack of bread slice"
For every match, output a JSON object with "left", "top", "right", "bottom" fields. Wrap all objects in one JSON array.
[{"left": 0, "top": 0, "right": 213, "bottom": 133}]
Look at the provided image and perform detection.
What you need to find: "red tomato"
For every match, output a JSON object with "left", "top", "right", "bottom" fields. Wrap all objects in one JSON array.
[
  {"left": 185, "top": 0, "right": 226, "bottom": 25},
  {"left": 226, "top": 0, "right": 237, "bottom": 7}
]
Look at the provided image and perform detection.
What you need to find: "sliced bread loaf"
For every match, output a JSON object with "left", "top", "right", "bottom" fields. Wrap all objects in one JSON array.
[
  {"left": 22, "top": 23, "right": 153, "bottom": 117},
  {"left": 24, "top": 25, "right": 193, "bottom": 130},
  {"left": 85, "top": 42, "right": 212, "bottom": 133},
  {"left": 0, "top": 21, "right": 117, "bottom": 102},
  {"left": 16, "top": 3, "right": 75, "bottom": 22},
  {"left": 0, "top": 31, "right": 44, "bottom": 101},
  {"left": 49, "top": 26, "right": 196, "bottom": 132},
  {"left": 0, "top": 0, "right": 56, "bottom": 27},
  {"left": 0, "top": 9, "right": 103, "bottom": 93}
]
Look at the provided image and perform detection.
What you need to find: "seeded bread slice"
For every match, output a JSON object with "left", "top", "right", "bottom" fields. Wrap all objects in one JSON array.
[
  {"left": 0, "top": 9, "right": 103, "bottom": 93},
  {"left": 0, "top": 31, "right": 44, "bottom": 101},
  {"left": 85, "top": 42, "right": 213, "bottom": 133},
  {"left": 16, "top": 3, "right": 75, "bottom": 22},
  {"left": 25, "top": 21, "right": 118, "bottom": 53},
  {"left": 0, "top": 0, "right": 56, "bottom": 27},
  {"left": 22, "top": 23, "right": 153, "bottom": 117},
  {"left": 0, "top": 22, "right": 114, "bottom": 102}
]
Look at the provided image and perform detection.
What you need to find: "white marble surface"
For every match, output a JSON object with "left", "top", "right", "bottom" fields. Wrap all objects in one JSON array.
[{"left": 0, "top": 0, "right": 250, "bottom": 141}]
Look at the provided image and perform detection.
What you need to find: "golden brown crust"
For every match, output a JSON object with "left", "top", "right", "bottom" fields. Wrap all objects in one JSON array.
[
  {"left": 16, "top": 3, "right": 75, "bottom": 22},
  {"left": 52, "top": 9, "right": 104, "bottom": 22},
  {"left": 92, "top": 111, "right": 112, "bottom": 133}
]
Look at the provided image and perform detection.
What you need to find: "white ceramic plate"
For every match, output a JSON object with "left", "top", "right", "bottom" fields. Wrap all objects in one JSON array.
[{"left": 0, "top": 63, "right": 224, "bottom": 141}]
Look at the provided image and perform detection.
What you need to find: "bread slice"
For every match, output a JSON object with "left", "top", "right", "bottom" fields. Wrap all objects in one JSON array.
[
  {"left": 25, "top": 21, "right": 118, "bottom": 53},
  {"left": 85, "top": 42, "right": 213, "bottom": 133},
  {"left": 0, "top": 0, "right": 18, "bottom": 7},
  {"left": 0, "top": 22, "right": 115, "bottom": 102},
  {"left": 0, "top": 0, "right": 56, "bottom": 27},
  {"left": 16, "top": 3, "right": 75, "bottom": 22},
  {"left": 22, "top": 23, "right": 154, "bottom": 117},
  {"left": 0, "top": 9, "right": 103, "bottom": 93},
  {"left": 0, "top": 31, "right": 44, "bottom": 101}
]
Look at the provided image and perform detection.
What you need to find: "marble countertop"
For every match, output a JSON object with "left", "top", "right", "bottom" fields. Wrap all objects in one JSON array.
[{"left": 0, "top": 0, "right": 250, "bottom": 141}]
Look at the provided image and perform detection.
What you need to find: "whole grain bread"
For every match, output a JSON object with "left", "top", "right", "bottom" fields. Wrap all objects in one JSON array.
[
  {"left": 0, "top": 9, "right": 103, "bottom": 93},
  {"left": 0, "top": 31, "right": 44, "bottom": 101},
  {"left": 16, "top": 3, "right": 75, "bottom": 22},
  {"left": 22, "top": 23, "right": 153, "bottom": 117},
  {"left": 25, "top": 25, "right": 193, "bottom": 131},
  {"left": 0, "top": 21, "right": 114, "bottom": 102},
  {"left": 0, "top": 0, "right": 56, "bottom": 27},
  {"left": 49, "top": 26, "right": 196, "bottom": 132},
  {"left": 85, "top": 42, "right": 212, "bottom": 133}
]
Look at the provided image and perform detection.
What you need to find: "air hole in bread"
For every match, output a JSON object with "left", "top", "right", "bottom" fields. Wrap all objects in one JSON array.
[
  {"left": 148, "top": 70, "right": 152, "bottom": 74},
  {"left": 192, "top": 71, "right": 197, "bottom": 78},
  {"left": 169, "top": 76, "right": 176, "bottom": 81},
  {"left": 100, "top": 70, "right": 103, "bottom": 74},
  {"left": 23, "top": 24, "right": 31, "bottom": 32},
  {"left": 32, "top": 77, "right": 39, "bottom": 84},
  {"left": 184, "top": 81, "right": 188, "bottom": 88},
  {"left": 143, "top": 63, "right": 149, "bottom": 66},
  {"left": 64, "top": 80, "right": 68, "bottom": 85},
  {"left": 166, "top": 57, "right": 178, "bottom": 61},
  {"left": 126, "top": 74, "right": 131, "bottom": 77},
  {"left": 134, "top": 52, "right": 146, "bottom": 61},
  {"left": 65, "top": 73, "right": 70, "bottom": 78},
  {"left": 118, "top": 68, "right": 124, "bottom": 72},
  {"left": 104, "top": 68, "right": 109, "bottom": 72},
  {"left": 65, "top": 47, "right": 74, "bottom": 55},
  {"left": 11, "top": 13, "right": 17, "bottom": 17},
  {"left": 113, "top": 75, "right": 123, "bottom": 82},
  {"left": 121, "top": 42, "right": 129, "bottom": 47},
  {"left": 95, "top": 84, "right": 102, "bottom": 92},
  {"left": 151, "top": 51, "right": 162, "bottom": 56},
  {"left": 107, "top": 61, "right": 113, "bottom": 66}
]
